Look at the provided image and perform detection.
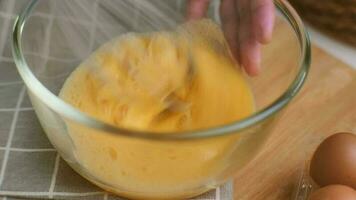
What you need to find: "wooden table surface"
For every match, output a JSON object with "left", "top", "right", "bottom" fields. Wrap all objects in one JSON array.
[{"left": 233, "top": 31, "right": 356, "bottom": 199}]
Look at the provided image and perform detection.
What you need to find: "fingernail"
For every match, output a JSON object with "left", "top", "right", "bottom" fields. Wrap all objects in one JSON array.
[
  {"left": 257, "top": 9, "right": 274, "bottom": 43},
  {"left": 246, "top": 42, "right": 261, "bottom": 76}
]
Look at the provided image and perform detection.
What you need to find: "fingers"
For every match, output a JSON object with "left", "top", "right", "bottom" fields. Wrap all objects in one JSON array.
[
  {"left": 237, "top": 0, "right": 261, "bottom": 76},
  {"left": 220, "top": 0, "right": 240, "bottom": 62},
  {"left": 240, "top": 39, "right": 261, "bottom": 76},
  {"left": 187, "top": 0, "right": 275, "bottom": 76},
  {"left": 186, "top": 0, "right": 211, "bottom": 20},
  {"left": 251, "top": 0, "right": 275, "bottom": 43}
]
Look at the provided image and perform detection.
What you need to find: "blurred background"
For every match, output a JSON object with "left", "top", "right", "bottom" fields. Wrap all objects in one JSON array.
[{"left": 289, "top": 0, "right": 356, "bottom": 68}]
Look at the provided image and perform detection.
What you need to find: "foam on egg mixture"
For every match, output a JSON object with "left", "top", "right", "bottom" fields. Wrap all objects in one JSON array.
[{"left": 59, "top": 19, "right": 255, "bottom": 198}]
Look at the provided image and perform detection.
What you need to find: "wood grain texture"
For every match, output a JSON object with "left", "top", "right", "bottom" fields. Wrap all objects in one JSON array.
[{"left": 233, "top": 44, "right": 356, "bottom": 199}]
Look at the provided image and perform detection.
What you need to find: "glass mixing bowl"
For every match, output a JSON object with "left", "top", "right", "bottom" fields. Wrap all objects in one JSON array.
[{"left": 12, "top": 0, "right": 310, "bottom": 199}]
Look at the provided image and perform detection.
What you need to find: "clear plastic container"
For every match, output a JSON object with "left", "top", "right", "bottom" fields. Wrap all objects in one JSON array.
[{"left": 292, "top": 163, "right": 316, "bottom": 200}]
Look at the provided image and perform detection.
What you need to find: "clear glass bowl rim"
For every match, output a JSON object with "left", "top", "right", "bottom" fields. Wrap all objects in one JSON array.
[{"left": 12, "top": 0, "right": 311, "bottom": 140}]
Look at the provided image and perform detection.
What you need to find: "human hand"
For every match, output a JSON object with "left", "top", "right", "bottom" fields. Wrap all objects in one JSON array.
[{"left": 186, "top": 0, "right": 275, "bottom": 76}]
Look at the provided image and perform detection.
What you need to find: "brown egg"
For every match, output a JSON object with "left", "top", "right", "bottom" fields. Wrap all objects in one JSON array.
[
  {"left": 309, "top": 185, "right": 356, "bottom": 200},
  {"left": 310, "top": 132, "right": 356, "bottom": 189}
]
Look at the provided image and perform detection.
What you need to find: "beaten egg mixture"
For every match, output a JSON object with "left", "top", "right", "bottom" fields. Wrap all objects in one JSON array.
[{"left": 59, "top": 20, "right": 255, "bottom": 198}]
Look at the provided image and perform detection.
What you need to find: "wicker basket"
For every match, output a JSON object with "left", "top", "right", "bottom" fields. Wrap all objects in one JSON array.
[{"left": 288, "top": 0, "right": 356, "bottom": 46}]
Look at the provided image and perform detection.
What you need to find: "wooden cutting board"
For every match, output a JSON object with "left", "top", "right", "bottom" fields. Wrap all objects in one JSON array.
[{"left": 233, "top": 39, "right": 356, "bottom": 199}]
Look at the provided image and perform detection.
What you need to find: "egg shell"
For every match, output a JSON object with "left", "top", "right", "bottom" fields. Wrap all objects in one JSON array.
[
  {"left": 309, "top": 185, "right": 356, "bottom": 200},
  {"left": 310, "top": 132, "right": 356, "bottom": 189}
]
